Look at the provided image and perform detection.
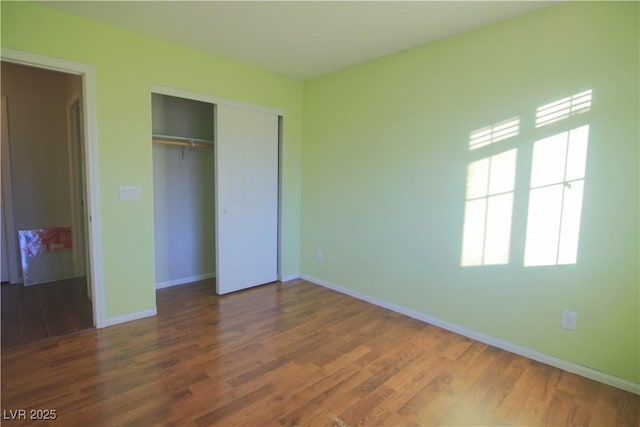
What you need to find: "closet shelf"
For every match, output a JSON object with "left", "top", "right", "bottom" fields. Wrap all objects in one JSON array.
[{"left": 152, "top": 134, "right": 214, "bottom": 149}]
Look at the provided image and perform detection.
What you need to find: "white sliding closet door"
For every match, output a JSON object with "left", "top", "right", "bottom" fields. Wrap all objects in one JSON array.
[{"left": 215, "top": 104, "right": 279, "bottom": 295}]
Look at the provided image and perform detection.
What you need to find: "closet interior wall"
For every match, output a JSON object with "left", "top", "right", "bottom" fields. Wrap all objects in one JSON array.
[{"left": 152, "top": 94, "right": 215, "bottom": 288}]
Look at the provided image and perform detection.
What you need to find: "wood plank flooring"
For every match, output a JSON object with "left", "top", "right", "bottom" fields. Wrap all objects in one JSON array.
[
  {"left": 1, "top": 277, "right": 93, "bottom": 349},
  {"left": 1, "top": 279, "right": 638, "bottom": 426}
]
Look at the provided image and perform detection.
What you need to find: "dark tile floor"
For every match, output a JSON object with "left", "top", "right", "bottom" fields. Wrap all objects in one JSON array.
[{"left": 1, "top": 276, "right": 93, "bottom": 349}]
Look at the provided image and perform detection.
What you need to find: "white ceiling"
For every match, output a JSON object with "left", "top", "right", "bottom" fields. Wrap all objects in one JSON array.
[{"left": 41, "top": 1, "right": 560, "bottom": 80}]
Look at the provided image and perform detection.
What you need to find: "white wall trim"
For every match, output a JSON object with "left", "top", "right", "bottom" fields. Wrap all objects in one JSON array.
[
  {"left": 301, "top": 274, "right": 640, "bottom": 395},
  {"left": 1, "top": 48, "right": 107, "bottom": 329},
  {"left": 155, "top": 273, "right": 215, "bottom": 289},
  {"left": 277, "top": 116, "right": 284, "bottom": 288},
  {"left": 102, "top": 307, "right": 157, "bottom": 328},
  {"left": 149, "top": 85, "right": 285, "bottom": 116},
  {"left": 280, "top": 273, "right": 300, "bottom": 282}
]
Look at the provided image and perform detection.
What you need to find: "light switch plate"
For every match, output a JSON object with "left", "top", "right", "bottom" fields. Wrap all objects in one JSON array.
[{"left": 119, "top": 185, "right": 141, "bottom": 201}]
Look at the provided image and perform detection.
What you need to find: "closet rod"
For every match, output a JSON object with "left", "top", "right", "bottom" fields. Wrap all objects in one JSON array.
[{"left": 152, "top": 137, "right": 213, "bottom": 149}]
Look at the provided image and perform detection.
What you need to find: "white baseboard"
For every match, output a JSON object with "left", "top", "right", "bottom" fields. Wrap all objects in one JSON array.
[
  {"left": 279, "top": 273, "right": 301, "bottom": 282},
  {"left": 300, "top": 274, "right": 640, "bottom": 395},
  {"left": 102, "top": 307, "right": 157, "bottom": 328},
  {"left": 155, "top": 273, "right": 215, "bottom": 289}
]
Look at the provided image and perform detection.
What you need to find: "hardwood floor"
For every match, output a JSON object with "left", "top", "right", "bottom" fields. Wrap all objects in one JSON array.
[
  {"left": 1, "top": 277, "right": 93, "bottom": 349},
  {"left": 1, "top": 279, "right": 638, "bottom": 426}
]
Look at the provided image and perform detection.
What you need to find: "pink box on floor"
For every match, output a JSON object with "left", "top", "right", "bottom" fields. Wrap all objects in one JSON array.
[{"left": 18, "top": 227, "right": 74, "bottom": 286}]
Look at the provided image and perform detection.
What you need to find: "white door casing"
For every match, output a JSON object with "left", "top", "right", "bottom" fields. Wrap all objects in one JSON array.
[
  {"left": 215, "top": 104, "right": 279, "bottom": 294},
  {"left": 68, "top": 99, "right": 88, "bottom": 280},
  {"left": 1, "top": 48, "right": 104, "bottom": 327}
]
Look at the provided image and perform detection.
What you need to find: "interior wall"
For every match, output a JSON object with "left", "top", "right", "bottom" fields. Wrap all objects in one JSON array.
[
  {"left": 152, "top": 94, "right": 214, "bottom": 140},
  {"left": 65, "top": 71, "right": 82, "bottom": 102},
  {"left": 153, "top": 146, "right": 214, "bottom": 287},
  {"left": 1, "top": 62, "right": 72, "bottom": 230},
  {"left": 152, "top": 95, "right": 215, "bottom": 287},
  {"left": 301, "top": 2, "right": 639, "bottom": 383}
]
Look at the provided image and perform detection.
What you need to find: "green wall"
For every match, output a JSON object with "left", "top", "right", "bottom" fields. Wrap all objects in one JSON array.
[
  {"left": 301, "top": 2, "right": 639, "bottom": 383},
  {"left": 1, "top": 2, "right": 303, "bottom": 318}
]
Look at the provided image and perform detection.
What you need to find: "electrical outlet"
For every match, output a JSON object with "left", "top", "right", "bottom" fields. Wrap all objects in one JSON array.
[
  {"left": 315, "top": 249, "right": 323, "bottom": 262},
  {"left": 561, "top": 310, "right": 577, "bottom": 330}
]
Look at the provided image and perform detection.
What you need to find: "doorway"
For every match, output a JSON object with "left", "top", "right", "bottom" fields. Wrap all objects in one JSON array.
[{"left": 0, "top": 61, "right": 94, "bottom": 347}]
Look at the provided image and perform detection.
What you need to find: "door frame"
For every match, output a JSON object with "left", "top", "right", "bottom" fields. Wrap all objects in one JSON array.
[
  {"left": 149, "top": 85, "right": 285, "bottom": 287},
  {"left": 67, "top": 97, "right": 88, "bottom": 283},
  {"left": 1, "top": 48, "right": 106, "bottom": 328}
]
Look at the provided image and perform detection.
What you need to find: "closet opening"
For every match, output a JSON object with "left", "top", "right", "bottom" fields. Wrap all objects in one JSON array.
[
  {"left": 152, "top": 94, "right": 216, "bottom": 289},
  {"left": 151, "top": 90, "right": 282, "bottom": 295}
]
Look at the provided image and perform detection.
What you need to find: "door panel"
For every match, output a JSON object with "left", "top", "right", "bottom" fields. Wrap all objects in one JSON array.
[{"left": 215, "top": 105, "right": 278, "bottom": 294}]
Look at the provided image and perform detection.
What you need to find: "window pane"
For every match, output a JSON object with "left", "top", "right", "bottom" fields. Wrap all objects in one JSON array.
[
  {"left": 488, "top": 149, "right": 517, "bottom": 195},
  {"left": 565, "top": 125, "right": 589, "bottom": 181},
  {"left": 466, "top": 158, "right": 489, "bottom": 199},
  {"left": 484, "top": 193, "right": 513, "bottom": 265},
  {"left": 461, "top": 199, "right": 486, "bottom": 266},
  {"left": 530, "top": 132, "right": 568, "bottom": 188},
  {"left": 558, "top": 180, "right": 585, "bottom": 264},
  {"left": 524, "top": 185, "right": 563, "bottom": 266}
]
